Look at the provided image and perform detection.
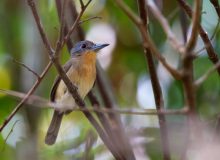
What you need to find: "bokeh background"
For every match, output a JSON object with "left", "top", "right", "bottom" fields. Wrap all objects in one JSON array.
[{"left": 0, "top": 0, "right": 220, "bottom": 159}]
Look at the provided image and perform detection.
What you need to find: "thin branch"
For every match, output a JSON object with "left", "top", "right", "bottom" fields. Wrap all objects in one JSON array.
[
  {"left": 27, "top": 0, "right": 54, "bottom": 55},
  {"left": 179, "top": 4, "right": 189, "bottom": 44},
  {"left": 0, "top": 88, "right": 189, "bottom": 115},
  {"left": 185, "top": 0, "right": 201, "bottom": 53},
  {"left": 179, "top": 1, "right": 202, "bottom": 159},
  {"left": 167, "top": 7, "right": 179, "bottom": 20},
  {"left": 210, "top": 0, "right": 220, "bottom": 18},
  {"left": 210, "top": 20, "right": 220, "bottom": 41},
  {"left": 114, "top": 0, "right": 182, "bottom": 80},
  {"left": 12, "top": 58, "right": 40, "bottom": 79},
  {"left": 138, "top": 1, "right": 171, "bottom": 160},
  {"left": 61, "top": 0, "right": 92, "bottom": 48},
  {"left": 177, "top": 0, "right": 220, "bottom": 75},
  {"left": 195, "top": 20, "right": 220, "bottom": 56},
  {"left": 58, "top": 0, "right": 67, "bottom": 43},
  {"left": 147, "top": 1, "right": 184, "bottom": 54},
  {"left": 195, "top": 60, "right": 220, "bottom": 86},
  {"left": 0, "top": 61, "right": 53, "bottom": 132},
  {"left": 1, "top": 120, "right": 20, "bottom": 152},
  {"left": 78, "top": 16, "right": 102, "bottom": 25}
]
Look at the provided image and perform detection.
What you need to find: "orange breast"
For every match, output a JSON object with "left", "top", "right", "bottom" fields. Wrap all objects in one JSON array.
[
  {"left": 55, "top": 51, "right": 97, "bottom": 105},
  {"left": 78, "top": 51, "right": 97, "bottom": 97}
]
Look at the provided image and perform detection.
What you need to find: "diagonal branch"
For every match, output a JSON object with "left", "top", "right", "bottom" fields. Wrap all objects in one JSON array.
[
  {"left": 0, "top": 61, "right": 53, "bottom": 132},
  {"left": 114, "top": 0, "right": 182, "bottom": 80},
  {"left": 60, "top": 0, "right": 92, "bottom": 48},
  {"left": 185, "top": 0, "right": 201, "bottom": 53},
  {"left": 137, "top": 1, "right": 171, "bottom": 160},
  {"left": 195, "top": 60, "right": 220, "bottom": 86},
  {"left": 210, "top": 0, "right": 220, "bottom": 18},
  {"left": 27, "top": 0, "right": 53, "bottom": 55},
  {"left": 12, "top": 58, "right": 40, "bottom": 79},
  {"left": 147, "top": 1, "right": 184, "bottom": 54},
  {"left": 177, "top": 0, "right": 220, "bottom": 75}
]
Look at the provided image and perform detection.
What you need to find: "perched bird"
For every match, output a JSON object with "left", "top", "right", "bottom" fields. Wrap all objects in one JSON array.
[{"left": 45, "top": 40, "right": 109, "bottom": 145}]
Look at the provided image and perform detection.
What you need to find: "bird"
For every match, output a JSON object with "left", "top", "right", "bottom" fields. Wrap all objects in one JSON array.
[{"left": 45, "top": 40, "right": 109, "bottom": 145}]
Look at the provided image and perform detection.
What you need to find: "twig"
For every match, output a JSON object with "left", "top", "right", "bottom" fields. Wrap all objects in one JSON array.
[
  {"left": 167, "top": 7, "right": 179, "bottom": 20},
  {"left": 114, "top": 0, "right": 182, "bottom": 80},
  {"left": 195, "top": 60, "right": 220, "bottom": 86},
  {"left": 0, "top": 61, "right": 52, "bottom": 132},
  {"left": 83, "top": 130, "right": 96, "bottom": 160},
  {"left": 179, "top": 4, "right": 189, "bottom": 44},
  {"left": 210, "top": 20, "right": 220, "bottom": 40},
  {"left": 27, "top": 0, "right": 53, "bottom": 55},
  {"left": 61, "top": 0, "right": 92, "bottom": 48},
  {"left": 177, "top": 0, "right": 220, "bottom": 75},
  {"left": 185, "top": 0, "right": 201, "bottom": 52},
  {"left": 12, "top": 58, "right": 40, "bottom": 79},
  {"left": 147, "top": 1, "right": 184, "bottom": 54},
  {"left": 0, "top": 88, "right": 189, "bottom": 115},
  {"left": 195, "top": 20, "right": 220, "bottom": 56},
  {"left": 210, "top": 0, "right": 220, "bottom": 18},
  {"left": 58, "top": 0, "right": 67, "bottom": 43},
  {"left": 78, "top": 16, "right": 102, "bottom": 25},
  {"left": 1, "top": 120, "right": 20, "bottom": 152},
  {"left": 138, "top": 1, "right": 171, "bottom": 160}
]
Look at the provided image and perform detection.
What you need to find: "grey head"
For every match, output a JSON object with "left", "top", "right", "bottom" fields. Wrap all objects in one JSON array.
[{"left": 70, "top": 40, "right": 109, "bottom": 57}]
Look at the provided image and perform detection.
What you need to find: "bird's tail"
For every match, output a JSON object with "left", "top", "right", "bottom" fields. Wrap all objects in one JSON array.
[{"left": 45, "top": 111, "right": 64, "bottom": 145}]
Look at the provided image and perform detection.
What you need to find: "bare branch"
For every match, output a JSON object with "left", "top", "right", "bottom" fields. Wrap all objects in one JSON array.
[
  {"left": 12, "top": 58, "right": 40, "bottom": 79},
  {"left": 0, "top": 61, "right": 53, "bottom": 132},
  {"left": 58, "top": 0, "right": 67, "bottom": 43},
  {"left": 210, "top": 0, "right": 220, "bottom": 18},
  {"left": 195, "top": 20, "right": 220, "bottom": 56},
  {"left": 195, "top": 60, "right": 220, "bottom": 86},
  {"left": 179, "top": 2, "right": 202, "bottom": 159},
  {"left": 0, "top": 89, "right": 189, "bottom": 115},
  {"left": 147, "top": 1, "right": 184, "bottom": 54},
  {"left": 79, "top": 0, "right": 84, "bottom": 8},
  {"left": 78, "top": 16, "right": 102, "bottom": 25},
  {"left": 177, "top": 0, "right": 220, "bottom": 75},
  {"left": 61, "top": 0, "right": 92, "bottom": 48},
  {"left": 27, "top": 0, "right": 54, "bottom": 55},
  {"left": 114, "top": 0, "right": 182, "bottom": 80},
  {"left": 1, "top": 120, "right": 20, "bottom": 152},
  {"left": 138, "top": 1, "right": 171, "bottom": 160},
  {"left": 185, "top": 0, "right": 201, "bottom": 53}
]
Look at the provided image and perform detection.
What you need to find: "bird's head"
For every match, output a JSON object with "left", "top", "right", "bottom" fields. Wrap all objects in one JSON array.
[{"left": 70, "top": 40, "right": 109, "bottom": 58}]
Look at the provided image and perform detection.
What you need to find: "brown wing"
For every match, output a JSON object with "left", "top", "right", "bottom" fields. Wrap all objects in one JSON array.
[{"left": 50, "top": 60, "right": 73, "bottom": 102}]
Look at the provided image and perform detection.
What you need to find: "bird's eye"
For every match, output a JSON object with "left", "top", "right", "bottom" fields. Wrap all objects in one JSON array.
[{"left": 81, "top": 44, "right": 86, "bottom": 49}]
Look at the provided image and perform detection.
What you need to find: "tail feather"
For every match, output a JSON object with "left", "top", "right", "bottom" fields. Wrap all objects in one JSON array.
[{"left": 45, "top": 111, "right": 64, "bottom": 145}]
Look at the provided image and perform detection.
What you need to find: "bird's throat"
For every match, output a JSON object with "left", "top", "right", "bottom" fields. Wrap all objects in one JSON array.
[{"left": 82, "top": 51, "right": 97, "bottom": 66}]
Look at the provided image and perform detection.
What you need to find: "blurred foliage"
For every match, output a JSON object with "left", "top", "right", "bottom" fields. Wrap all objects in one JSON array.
[{"left": 0, "top": 0, "right": 220, "bottom": 160}]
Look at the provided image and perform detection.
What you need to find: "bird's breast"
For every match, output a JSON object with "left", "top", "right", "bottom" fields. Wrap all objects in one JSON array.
[{"left": 55, "top": 52, "right": 97, "bottom": 106}]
